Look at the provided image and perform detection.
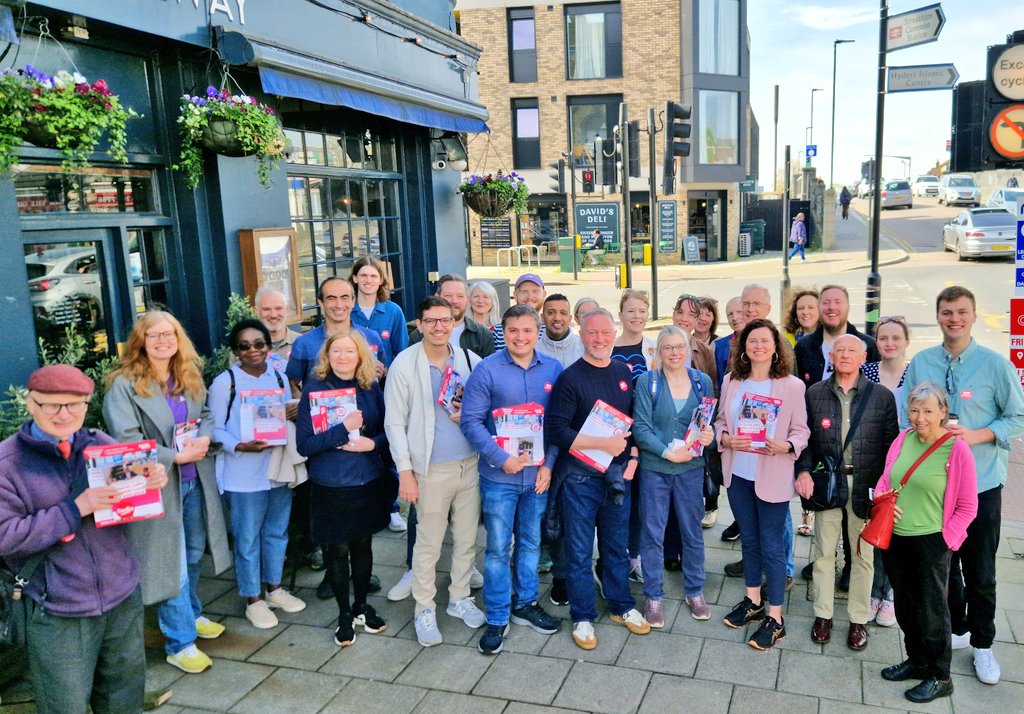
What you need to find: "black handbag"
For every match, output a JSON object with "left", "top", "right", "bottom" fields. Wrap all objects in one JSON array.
[
  {"left": 800, "top": 382, "right": 873, "bottom": 512},
  {"left": 0, "top": 552, "right": 45, "bottom": 646}
]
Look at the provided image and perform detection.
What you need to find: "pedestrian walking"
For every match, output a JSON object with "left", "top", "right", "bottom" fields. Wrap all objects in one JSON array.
[
  {"left": 788, "top": 212, "right": 808, "bottom": 261},
  {"left": 840, "top": 187, "right": 853, "bottom": 220}
]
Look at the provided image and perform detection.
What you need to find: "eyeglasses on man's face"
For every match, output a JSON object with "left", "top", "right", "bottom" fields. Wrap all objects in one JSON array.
[{"left": 30, "top": 396, "right": 89, "bottom": 416}]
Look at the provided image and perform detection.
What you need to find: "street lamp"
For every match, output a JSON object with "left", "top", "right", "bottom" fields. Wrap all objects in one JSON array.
[
  {"left": 830, "top": 39, "right": 855, "bottom": 186},
  {"left": 808, "top": 88, "right": 823, "bottom": 166}
]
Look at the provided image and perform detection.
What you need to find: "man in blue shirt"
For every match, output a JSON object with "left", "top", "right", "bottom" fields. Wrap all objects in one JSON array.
[
  {"left": 904, "top": 286, "right": 1024, "bottom": 686},
  {"left": 461, "top": 305, "right": 563, "bottom": 655}
]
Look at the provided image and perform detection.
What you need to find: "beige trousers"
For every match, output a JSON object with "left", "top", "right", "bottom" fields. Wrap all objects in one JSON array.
[
  {"left": 412, "top": 456, "right": 480, "bottom": 614},
  {"left": 812, "top": 476, "right": 874, "bottom": 623}
]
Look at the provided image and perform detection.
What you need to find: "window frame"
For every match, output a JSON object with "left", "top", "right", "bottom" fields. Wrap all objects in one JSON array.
[
  {"left": 566, "top": 94, "right": 622, "bottom": 166},
  {"left": 511, "top": 98, "right": 541, "bottom": 170},
  {"left": 697, "top": 90, "right": 740, "bottom": 165},
  {"left": 507, "top": 7, "right": 538, "bottom": 83},
  {"left": 564, "top": 2, "right": 623, "bottom": 81}
]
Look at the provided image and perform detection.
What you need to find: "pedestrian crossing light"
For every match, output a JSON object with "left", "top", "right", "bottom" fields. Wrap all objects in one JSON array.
[
  {"left": 582, "top": 168, "right": 595, "bottom": 194},
  {"left": 663, "top": 101, "right": 692, "bottom": 195},
  {"left": 547, "top": 159, "right": 565, "bottom": 194}
]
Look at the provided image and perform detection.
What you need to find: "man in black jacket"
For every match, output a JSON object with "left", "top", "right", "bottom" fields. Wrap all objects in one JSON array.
[
  {"left": 794, "top": 284, "right": 879, "bottom": 388},
  {"left": 795, "top": 335, "right": 899, "bottom": 651}
]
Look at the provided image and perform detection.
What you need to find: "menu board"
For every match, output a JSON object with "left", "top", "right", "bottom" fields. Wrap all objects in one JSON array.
[{"left": 480, "top": 217, "right": 513, "bottom": 248}]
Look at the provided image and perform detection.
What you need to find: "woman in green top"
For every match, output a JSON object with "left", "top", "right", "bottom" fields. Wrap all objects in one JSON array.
[{"left": 874, "top": 382, "right": 978, "bottom": 705}]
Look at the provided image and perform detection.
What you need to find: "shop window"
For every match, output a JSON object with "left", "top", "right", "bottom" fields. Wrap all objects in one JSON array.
[
  {"left": 127, "top": 229, "right": 170, "bottom": 312},
  {"left": 512, "top": 98, "right": 541, "bottom": 169},
  {"left": 567, "top": 94, "right": 620, "bottom": 163},
  {"left": 699, "top": 0, "right": 740, "bottom": 75},
  {"left": 13, "top": 165, "right": 156, "bottom": 214},
  {"left": 565, "top": 3, "right": 622, "bottom": 80},
  {"left": 508, "top": 8, "right": 537, "bottom": 83},
  {"left": 698, "top": 90, "right": 739, "bottom": 165}
]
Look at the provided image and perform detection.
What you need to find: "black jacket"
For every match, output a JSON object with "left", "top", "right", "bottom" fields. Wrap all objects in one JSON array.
[
  {"left": 409, "top": 315, "right": 495, "bottom": 358},
  {"left": 794, "top": 324, "right": 879, "bottom": 388},
  {"left": 795, "top": 373, "right": 899, "bottom": 518}
]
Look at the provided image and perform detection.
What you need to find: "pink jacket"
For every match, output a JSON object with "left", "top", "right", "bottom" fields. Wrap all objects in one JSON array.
[
  {"left": 716, "top": 374, "right": 810, "bottom": 503},
  {"left": 874, "top": 429, "right": 978, "bottom": 551}
]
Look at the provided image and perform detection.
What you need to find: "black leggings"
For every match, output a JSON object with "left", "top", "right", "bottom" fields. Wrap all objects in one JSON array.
[{"left": 324, "top": 537, "right": 373, "bottom": 615}]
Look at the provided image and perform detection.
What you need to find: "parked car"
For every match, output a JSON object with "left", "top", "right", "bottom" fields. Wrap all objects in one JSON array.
[
  {"left": 938, "top": 174, "right": 981, "bottom": 207},
  {"left": 986, "top": 187, "right": 1024, "bottom": 212},
  {"left": 880, "top": 179, "right": 913, "bottom": 209},
  {"left": 911, "top": 175, "right": 940, "bottom": 197},
  {"left": 25, "top": 247, "right": 104, "bottom": 328},
  {"left": 858, "top": 181, "right": 874, "bottom": 198},
  {"left": 941, "top": 207, "right": 1016, "bottom": 260}
]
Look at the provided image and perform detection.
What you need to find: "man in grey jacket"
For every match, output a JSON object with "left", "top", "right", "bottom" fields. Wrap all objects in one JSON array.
[{"left": 537, "top": 293, "right": 583, "bottom": 368}]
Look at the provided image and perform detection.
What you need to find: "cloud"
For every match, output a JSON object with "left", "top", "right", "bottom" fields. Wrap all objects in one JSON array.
[{"left": 783, "top": 5, "right": 878, "bottom": 30}]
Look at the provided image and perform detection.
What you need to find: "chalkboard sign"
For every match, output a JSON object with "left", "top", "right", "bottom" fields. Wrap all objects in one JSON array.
[
  {"left": 480, "top": 218, "right": 512, "bottom": 249},
  {"left": 683, "top": 235, "right": 701, "bottom": 263},
  {"left": 657, "top": 201, "right": 677, "bottom": 253}
]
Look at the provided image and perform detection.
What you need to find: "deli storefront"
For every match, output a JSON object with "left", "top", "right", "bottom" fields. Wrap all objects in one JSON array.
[{"left": 0, "top": 0, "right": 486, "bottom": 386}]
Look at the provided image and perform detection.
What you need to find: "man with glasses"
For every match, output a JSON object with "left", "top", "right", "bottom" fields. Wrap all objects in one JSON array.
[
  {"left": 904, "top": 286, "right": 1024, "bottom": 685},
  {"left": 0, "top": 365, "right": 169, "bottom": 713},
  {"left": 410, "top": 273, "right": 494, "bottom": 358},
  {"left": 714, "top": 296, "right": 746, "bottom": 392},
  {"left": 385, "top": 296, "right": 486, "bottom": 647}
]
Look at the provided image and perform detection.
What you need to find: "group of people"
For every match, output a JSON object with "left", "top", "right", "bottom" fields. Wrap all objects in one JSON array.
[{"left": 2, "top": 254, "right": 1022, "bottom": 711}]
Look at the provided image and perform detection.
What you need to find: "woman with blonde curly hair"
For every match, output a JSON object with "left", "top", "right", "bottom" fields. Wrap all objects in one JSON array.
[{"left": 103, "top": 311, "right": 231, "bottom": 674}]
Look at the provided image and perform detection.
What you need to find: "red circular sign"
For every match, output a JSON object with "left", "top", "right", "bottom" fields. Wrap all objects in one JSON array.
[
  {"left": 990, "top": 105, "right": 1024, "bottom": 159},
  {"left": 821, "top": 418, "right": 832, "bottom": 429}
]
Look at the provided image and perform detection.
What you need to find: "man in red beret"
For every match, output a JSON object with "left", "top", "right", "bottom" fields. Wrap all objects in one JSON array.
[{"left": 0, "top": 364, "right": 168, "bottom": 714}]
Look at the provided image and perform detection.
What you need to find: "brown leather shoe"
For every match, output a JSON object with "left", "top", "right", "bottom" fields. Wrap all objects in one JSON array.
[
  {"left": 811, "top": 617, "right": 832, "bottom": 643},
  {"left": 848, "top": 623, "right": 869, "bottom": 650}
]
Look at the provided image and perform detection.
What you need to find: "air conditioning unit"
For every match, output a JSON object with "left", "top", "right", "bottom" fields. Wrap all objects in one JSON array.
[{"left": 738, "top": 232, "right": 752, "bottom": 257}]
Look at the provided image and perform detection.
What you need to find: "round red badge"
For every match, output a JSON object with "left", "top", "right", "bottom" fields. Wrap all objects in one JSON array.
[
  {"left": 821, "top": 418, "right": 832, "bottom": 429},
  {"left": 381, "top": 330, "right": 390, "bottom": 339},
  {"left": 619, "top": 380, "right": 629, "bottom": 391},
  {"left": 544, "top": 382, "right": 553, "bottom": 392},
  {"left": 960, "top": 389, "right": 973, "bottom": 400}
]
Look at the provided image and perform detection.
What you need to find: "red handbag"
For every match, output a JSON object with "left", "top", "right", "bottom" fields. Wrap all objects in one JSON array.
[{"left": 860, "top": 431, "right": 954, "bottom": 550}]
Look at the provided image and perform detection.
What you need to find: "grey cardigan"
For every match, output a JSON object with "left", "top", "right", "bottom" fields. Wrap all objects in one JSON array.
[
  {"left": 103, "top": 375, "right": 230, "bottom": 604},
  {"left": 633, "top": 368, "right": 715, "bottom": 474}
]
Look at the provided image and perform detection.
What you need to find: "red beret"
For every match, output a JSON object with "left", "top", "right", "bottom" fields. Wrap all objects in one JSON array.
[{"left": 27, "top": 365, "right": 95, "bottom": 396}]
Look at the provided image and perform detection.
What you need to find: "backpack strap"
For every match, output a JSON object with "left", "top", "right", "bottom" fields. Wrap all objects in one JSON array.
[{"left": 224, "top": 367, "right": 237, "bottom": 423}]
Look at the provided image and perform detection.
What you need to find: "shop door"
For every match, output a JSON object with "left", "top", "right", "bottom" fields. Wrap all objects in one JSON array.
[
  {"left": 23, "top": 229, "right": 117, "bottom": 369},
  {"left": 687, "top": 192, "right": 726, "bottom": 262}
]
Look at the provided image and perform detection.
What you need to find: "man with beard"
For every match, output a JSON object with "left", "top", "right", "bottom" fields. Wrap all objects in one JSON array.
[
  {"left": 537, "top": 294, "right": 583, "bottom": 367},
  {"left": 410, "top": 274, "right": 494, "bottom": 358},
  {"left": 794, "top": 284, "right": 878, "bottom": 388}
]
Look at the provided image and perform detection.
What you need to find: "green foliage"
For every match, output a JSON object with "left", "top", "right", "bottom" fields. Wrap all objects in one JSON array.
[
  {"left": 458, "top": 171, "right": 530, "bottom": 214},
  {"left": 202, "top": 292, "right": 257, "bottom": 385},
  {"left": 174, "top": 87, "right": 287, "bottom": 189},
  {"left": 0, "top": 66, "right": 138, "bottom": 175}
]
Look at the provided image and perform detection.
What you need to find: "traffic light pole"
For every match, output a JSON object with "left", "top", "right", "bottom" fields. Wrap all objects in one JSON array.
[
  {"left": 648, "top": 107, "right": 659, "bottom": 320},
  {"left": 866, "top": 0, "right": 887, "bottom": 338},
  {"left": 781, "top": 145, "right": 791, "bottom": 305},
  {"left": 620, "top": 102, "right": 633, "bottom": 289},
  {"left": 570, "top": 158, "right": 579, "bottom": 281}
]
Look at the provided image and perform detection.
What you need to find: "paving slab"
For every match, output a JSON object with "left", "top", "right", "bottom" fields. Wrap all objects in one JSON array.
[
  {"left": 728, "top": 685, "right": 817, "bottom": 714},
  {"left": 777, "top": 649, "right": 863, "bottom": 703},
  {"left": 247, "top": 623, "right": 339, "bottom": 670},
  {"left": 411, "top": 690, "right": 508, "bottom": 714},
  {"left": 503, "top": 704, "right": 584, "bottom": 714},
  {"left": 638, "top": 672, "right": 731, "bottom": 714},
  {"left": 496, "top": 621, "right": 557, "bottom": 655},
  {"left": 538, "top": 621, "right": 629, "bottom": 665},
  {"left": 166, "top": 659, "right": 274, "bottom": 712},
  {"left": 472, "top": 651, "right": 572, "bottom": 705},
  {"left": 669, "top": 604, "right": 748, "bottom": 644},
  {"left": 319, "top": 679, "right": 427, "bottom": 714},
  {"left": 551, "top": 661, "right": 651, "bottom": 714},
  {"left": 616, "top": 631, "right": 702, "bottom": 677},
  {"left": 947, "top": 671, "right": 1024, "bottom": 713},
  {"left": 694, "top": 638, "right": 781, "bottom": 689},
  {"left": 188, "top": 616, "right": 283, "bottom": 661},
  {"left": 227, "top": 668, "right": 347, "bottom": 714},
  {"left": 396, "top": 643, "right": 494, "bottom": 693},
  {"left": 318, "top": 632, "right": 422, "bottom": 681}
]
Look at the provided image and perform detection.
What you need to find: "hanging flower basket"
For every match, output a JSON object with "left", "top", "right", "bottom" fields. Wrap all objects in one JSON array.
[
  {"left": 0, "top": 66, "right": 138, "bottom": 175},
  {"left": 174, "top": 87, "right": 287, "bottom": 189},
  {"left": 459, "top": 171, "right": 529, "bottom": 217}
]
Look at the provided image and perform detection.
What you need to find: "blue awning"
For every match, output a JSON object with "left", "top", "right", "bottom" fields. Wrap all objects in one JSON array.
[{"left": 259, "top": 66, "right": 489, "bottom": 135}]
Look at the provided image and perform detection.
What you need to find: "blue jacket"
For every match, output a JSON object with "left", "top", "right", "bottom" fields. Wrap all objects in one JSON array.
[
  {"left": 460, "top": 349, "right": 562, "bottom": 486},
  {"left": 286, "top": 324, "right": 387, "bottom": 386},
  {"left": 713, "top": 333, "right": 734, "bottom": 392},
  {"left": 633, "top": 368, "right": 714, "bottom": 475},
  {"left": 351, "top": 299, "right": 409, "bottom": 365},
  {"left": 296, "top": 375, "right": 390, "bottom": 488}
]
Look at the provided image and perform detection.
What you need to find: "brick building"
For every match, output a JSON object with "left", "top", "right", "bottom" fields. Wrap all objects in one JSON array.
[{"left": 457, "top": 0, "right": 757, "bottom": 266}]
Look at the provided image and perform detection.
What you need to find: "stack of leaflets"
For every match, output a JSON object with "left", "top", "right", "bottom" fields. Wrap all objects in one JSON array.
[
  {"left": 85, "top": 440, "right": 164, "bottom": 527},
  {"left": 569, "top": 399, "right": 634, "bottom": 473},
  {"left": 239, "top": 388, "right": 287, "bottom": 445},
  {"left": 173, "top": 419, "right": 200, "bottom": 451},
  {"left": 437, "top": 365, "right": 464, "bottom": 415},
  {"left": 309, "top": 388, "right": 359, "bottom": 439},
  {"left": 492, "top": 402, "right": 545, "bottom": 466},
  {"left": 736, "top": 393, "right": 783, "bottom": 453},
  {"left": 669, "top": 397, "right": 718, "bottom": 456}
]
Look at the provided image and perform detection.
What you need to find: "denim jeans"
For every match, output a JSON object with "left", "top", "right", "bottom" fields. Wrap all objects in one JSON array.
[
  {"left": 871, "top": 547, "right": 893, "bottom": 600},
  {"left": 562, "top": 466, "right": 634, "bottom": 622},
  {"left": 157, "top": 478, "right": 206, "bottom": 655},
  {"left": 788, "top": 243, "right": 805, "bottom": 260},
  {"left": 228, "top": 486, "right": 292, "bottom": 597},
  {"left": 638, "top": 466, "right": 705, "bottom": 599},
  {"left": 157, "top": 527, "right": 196, "bottom": 655},
  {"left": 480, "top": 478, "right": 547, "bottom": 625},
  {"left": 784, "top": 509, "right": 795, "bottom": 578},
  {"left": 727, "top": 476, "right": 789, "bottom": 606}
]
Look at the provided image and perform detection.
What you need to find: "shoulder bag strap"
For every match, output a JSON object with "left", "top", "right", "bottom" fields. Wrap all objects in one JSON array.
[
  {"left": 896, "top": 430, "right": 955, "bottom": 491},
  {"left": 225, "top": 367, "right": 237, "bottom": 423},
  {"left": 840, "top": 381, "right": 873, "bottom": 454}
]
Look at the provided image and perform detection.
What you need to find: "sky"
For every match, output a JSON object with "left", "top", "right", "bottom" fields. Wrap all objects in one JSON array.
[{"left": 747, "top": 1, "right": 1018, "bottom": 187}]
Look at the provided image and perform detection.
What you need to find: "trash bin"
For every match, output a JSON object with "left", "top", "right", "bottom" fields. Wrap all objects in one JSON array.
[
  {"left": 740, "top": 219, "right": 766, "bottom": 254},
  {"left": 629, "top": 243, "right": 650, "bottom": 265},
  {"left": 558, "top": 236, "right": 581, "bottom": 273}
]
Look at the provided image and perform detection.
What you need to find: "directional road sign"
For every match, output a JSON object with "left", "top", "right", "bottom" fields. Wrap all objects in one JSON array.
[
  {"left": 886, "top": 3, "right": 945, "bottom": 53},
  {"left": 887, "top": 63, "right": 959, "bottom": 93}
]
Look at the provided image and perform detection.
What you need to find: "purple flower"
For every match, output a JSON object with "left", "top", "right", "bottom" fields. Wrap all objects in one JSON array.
[{"left": 207, "top": 86, "right": 218, "bottom": 97}]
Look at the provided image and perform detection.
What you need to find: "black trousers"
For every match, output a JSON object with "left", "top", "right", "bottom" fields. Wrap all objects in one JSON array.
[
  {"left": 948, "top": 485, "right": 1001, "bottom": 648},
  {"left": 884, "top": 532, "right": 952, "bottom": 679},
  {"left": 325, "top": 537, "right": 373, "bottom": 616}
]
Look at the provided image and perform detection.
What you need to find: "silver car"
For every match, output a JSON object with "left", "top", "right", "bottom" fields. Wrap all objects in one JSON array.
[
  {"left": 941, "top": 208, "right": 1016, "bottom": 260},
  {"left": 986, "top": 188, "right": 1024, "bottom": 213},
  {"left": 26, "top": 247, "right": 104, "bottom": 328},
  {"left": 880, "top": 180, "right": 912, "bottom": 209},
  {"left": 939, "top": 175, "right": 981, "bottom": 207}
]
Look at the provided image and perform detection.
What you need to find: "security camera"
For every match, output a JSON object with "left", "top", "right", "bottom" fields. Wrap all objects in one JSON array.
[{"left": 432, "top": 159, "right": 447, "bottom": 171}]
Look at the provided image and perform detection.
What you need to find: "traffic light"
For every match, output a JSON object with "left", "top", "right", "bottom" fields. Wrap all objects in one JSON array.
[
  {"left": 595, "top": 137, "right": 617, "bottom": 191},
  {"left": 547, "top": 159, "right": 565, "bottom": 193},
  {"left": 662, "top": 101, "right": 691, "bottom": 195},
  {"left": 581, "top": 168, "right": 595, "bottom": 193},
  {"left": 627, "top": 120, "right": 641, "bottom": 178}
]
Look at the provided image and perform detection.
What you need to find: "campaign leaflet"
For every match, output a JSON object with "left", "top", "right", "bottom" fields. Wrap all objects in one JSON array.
[
  {"left": 308, "top": 388, "right": 358, "bottom": 435},
  {"left": 173, "top": 419, "right": 200, "bottom": 452},
  {"left": 569, "top": 399, "right": 634, "bottom": 473},
  {"left": 735, "top": 393, "right": 783, "bottom": 453},
  {"left": 239, "top": 388, "right": 288, "bottom": 445},
  {"left": 85, "top": 439, "right": 164, "bottom": 528},
  {"left": 437, "top": 365, "right": 465, "bottom": 415},
  {"left": 492, "top": 402, "right": 545, "bottom": 466},
  {"left": 679, "top": 397, "right": 718, "bottom": 456}
]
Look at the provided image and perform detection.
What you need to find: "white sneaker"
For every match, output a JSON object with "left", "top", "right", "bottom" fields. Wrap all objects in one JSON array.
[
  {"left": 389, "top": 511, "right": 408, "bottom": 532},
  {"left": 572, "top": 621, "right": 597, "bottom": 650},
  {"left": 264, "top": 588, "right": 306, "bottom": 613},
  {"left": 952, "top": 631, "right": 972, "bottom": 650},
  {"left": 875, "top": 599, "right": 897, "bottom": 627},
  {"left": 974, "top": 647, "right": 1001, "bottom": 684},
  {"left": 446, "top": 596, "right": 486, "bottom": 629},
  {"left": 387, "top": 569, "right": 414, "bottom": 602},
  {"left": 470, "top": 563, "right": 484, "bottom": 590},
  {"left": 414, "top": 608, "right": 443, "bottom": 647},
  {"left": 701, "top": 510, "right": 717, "bottom": 529},
  {"left": 245, "top": 600, "right": 279, "bottom": 629}
]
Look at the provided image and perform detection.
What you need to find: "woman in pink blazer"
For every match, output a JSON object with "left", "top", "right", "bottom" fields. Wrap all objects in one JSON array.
[{"left": 714, "top": 318, "right": 809, "bottom": 651}]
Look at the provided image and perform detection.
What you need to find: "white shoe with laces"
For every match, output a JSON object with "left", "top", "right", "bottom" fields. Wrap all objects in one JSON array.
[
  {"left": 952, "top": 631, "right": 972, "bottom": 650},
  {"left": 447, "top": 596, "right": 486, "bottom": 628},
  {"left": 264, "top": 588, "right": 306, "bottom": 613},
  {"left": 389, "top": 511, "right": 408, "bottom": 532},
  {"left": 414, "top": 608, "right": 443, "bottom": 647},
  {"left": 974, "top": 647, "right": 1001, "bottom": 684},
  {"left": 387, "top": 569, "right": 414, "bottom": 602}
]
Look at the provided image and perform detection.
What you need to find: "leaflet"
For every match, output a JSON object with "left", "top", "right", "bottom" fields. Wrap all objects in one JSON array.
[
  {"left": 569, "top": 399, "right": 633, "bottom": 473},
  {"left": 492, "top": 402, "right": 545, "bottom": 466},
  {"left": 239, "top": 388, "right": 287, "bottom": 445},
  {"left": 736, "top": 393, "right": 783, "bottom": 453},
  {"left": 173, "top": 419, "right": 200, "bottom": 452},
  {"left": 437, "top": 365, "right": 465, "bottom": 415},
  {"left": 682, "top": 397, "right": 718, "bottom": 456},
  {"left": 85, "top": 440, "right": 164, "bottom": 528},
  {"left": 308, "top": 388, "right": 358, "bottom": 435}
]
